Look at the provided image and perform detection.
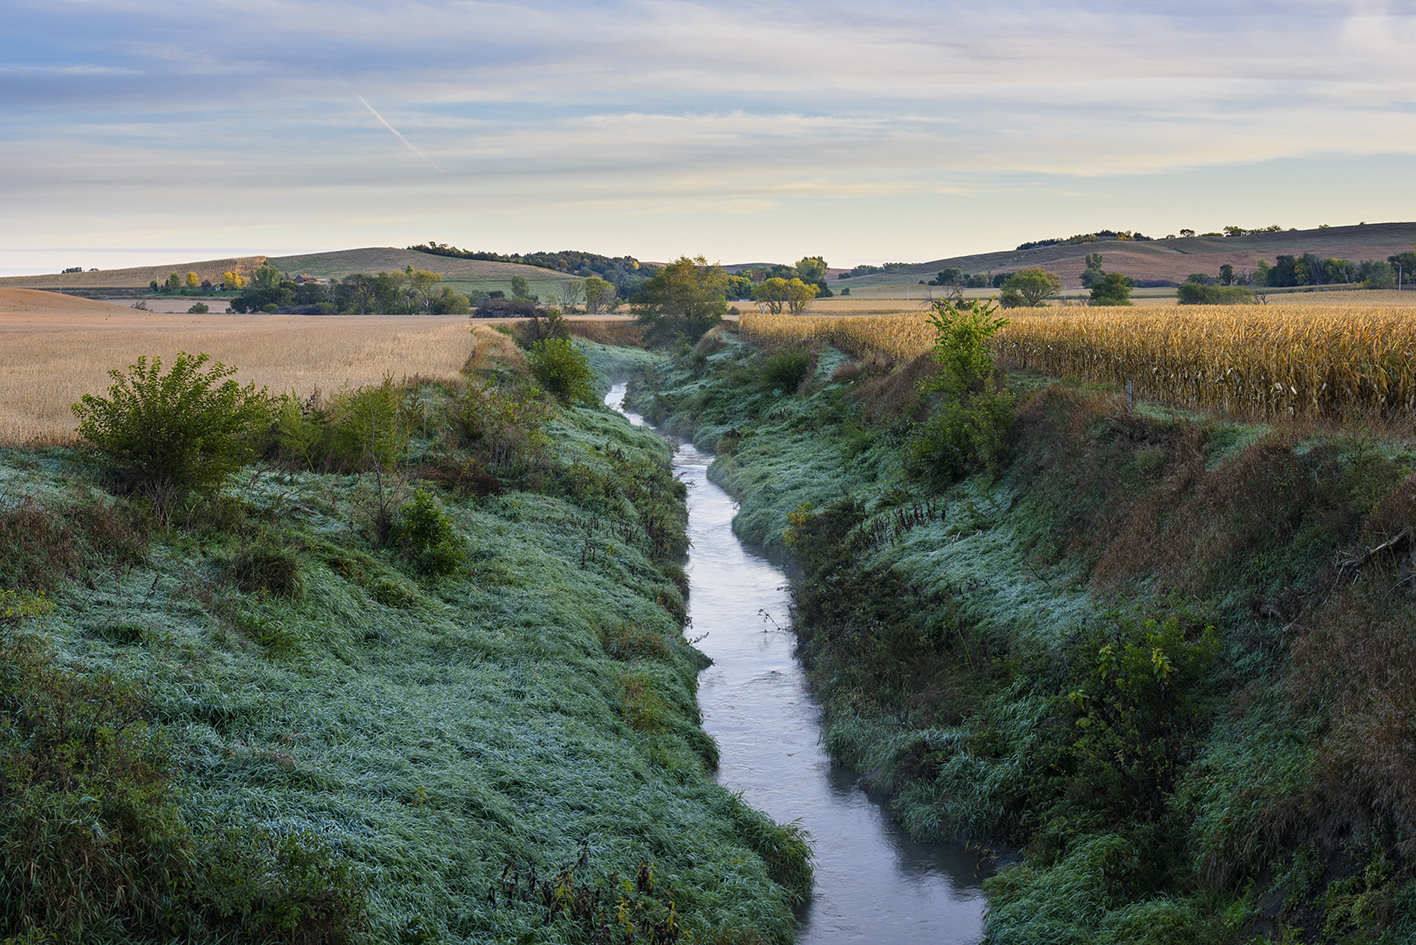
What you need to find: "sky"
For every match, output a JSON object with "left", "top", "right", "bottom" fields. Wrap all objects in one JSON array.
[{"left": 3, "top": 0, "right": 1415, "bottom": 274}]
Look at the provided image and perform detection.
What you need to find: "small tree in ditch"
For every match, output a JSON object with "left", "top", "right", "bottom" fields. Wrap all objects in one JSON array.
[
  {"left": 72, "top": 352, "right": 269, "bottom": 511},
  {"left": 907, "top": 299, "right": 1013, "bottom": 484}
]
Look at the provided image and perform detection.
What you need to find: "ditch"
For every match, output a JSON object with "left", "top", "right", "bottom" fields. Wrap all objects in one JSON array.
[{"left": 607, "top": 381, "right": 990, "bottom": 944}]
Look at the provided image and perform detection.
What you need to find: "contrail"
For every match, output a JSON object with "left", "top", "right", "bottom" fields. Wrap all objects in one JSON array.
[{"left": 356, "top": 94, "right": 443, "bottom": 172}]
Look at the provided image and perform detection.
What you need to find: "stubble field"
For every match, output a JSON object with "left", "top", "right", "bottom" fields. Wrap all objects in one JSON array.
[{"left": 0, "top": 292, "right": 477, "bottom": 445}]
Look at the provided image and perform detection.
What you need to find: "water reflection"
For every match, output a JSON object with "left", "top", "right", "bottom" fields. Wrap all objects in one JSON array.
[{"left": 606, "top": 383, "right": 988, "bottom": 944}]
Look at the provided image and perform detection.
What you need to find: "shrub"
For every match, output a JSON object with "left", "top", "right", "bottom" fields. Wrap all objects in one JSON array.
[
  {"left": 907, "top": 300, "right": 1014, "bottom": 483},
  {"left": 760, "top": 347, "right": 812, "bottom": 392},
  {"left": 187, "top": 302, "right": 210, "bottom": 314},
  {"left": 453, "top": 379, "right": 553, "bottom": 468},
  {"left": 72, "top": 351, "right": 270, "bottom": 502},
  {"left": 391, "top": 489, "right": 467, "bottom": 576},
  {"left": 526, "top": 337, "right": 596, "bottom": 405}
]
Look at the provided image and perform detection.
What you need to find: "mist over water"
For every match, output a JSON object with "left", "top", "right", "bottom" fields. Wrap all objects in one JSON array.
[{"left": 607, "top": 384, "right": 988, "bottom": 944}]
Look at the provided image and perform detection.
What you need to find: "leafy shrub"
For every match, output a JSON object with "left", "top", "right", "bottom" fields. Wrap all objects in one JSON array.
[
  {"left": 760, "top": 347, "right": 812, "bottom": 392},
  {"left": 526, "top": 337, "right": 596, "bottom": 405},
  {"left": 72, "top": 351, "right": 270, "bottom": 501},
  {"left": 391, "top": 489, "right": 467, "bottom": 576},
  {"left": 907, "top": 300, "right": 1014, "bottom": 484},
  {"left": 452, "top": 379, "right": 553, "bottom": 468},
  {"left": 187, "top": 301, "right": 210, "bottom": 313},
  {"left": 273, "top": 378, "right": 415, "bottom": 472}
]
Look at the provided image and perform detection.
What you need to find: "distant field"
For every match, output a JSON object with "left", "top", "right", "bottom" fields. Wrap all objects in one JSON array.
[
  {"left": 0, "top": 256, "right": 267, "bottom": 291},
  {"left": 0, "top": 304, "right": 476, "bottom": 445}
]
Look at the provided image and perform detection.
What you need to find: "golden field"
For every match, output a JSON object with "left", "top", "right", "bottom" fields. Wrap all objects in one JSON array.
[
  {"left": 742, "top": 303, "right": 1416, "bottom": 424},
  {"left": 0, "top": 291, "right": 479, "bottom": 445}
]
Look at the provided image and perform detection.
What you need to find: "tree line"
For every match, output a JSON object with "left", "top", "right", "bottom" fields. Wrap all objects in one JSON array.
[{"left": 406, "top": 243, "right": 653, "bottom": 294}]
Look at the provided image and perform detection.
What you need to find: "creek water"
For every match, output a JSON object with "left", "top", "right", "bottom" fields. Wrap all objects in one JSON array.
[{"left": 606, "top": 384, "right": 989, "bottom": 944}]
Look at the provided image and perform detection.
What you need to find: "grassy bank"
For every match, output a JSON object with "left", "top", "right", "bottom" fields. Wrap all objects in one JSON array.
[
  {"left": 0, "top": 329, "right": 808, "bottom": 943},
  {"left": 628, "top": 325, "right": 1416, "bottom": 943}
]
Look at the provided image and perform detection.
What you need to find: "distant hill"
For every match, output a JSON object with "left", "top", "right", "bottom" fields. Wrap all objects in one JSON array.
[
  {"left": 0, "top": 248, "right": 581, "bottom": 297},
  {"left": 0, "top": 256, "right": 268, "bottom": 295},
  {"left": 837, "top": 222, "right": 1416, "bottom": 287}
]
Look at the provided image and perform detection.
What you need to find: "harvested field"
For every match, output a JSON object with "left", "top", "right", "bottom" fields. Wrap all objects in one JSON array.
[{"left": 0, "top": 293, "right": 478, "bottom": 445}]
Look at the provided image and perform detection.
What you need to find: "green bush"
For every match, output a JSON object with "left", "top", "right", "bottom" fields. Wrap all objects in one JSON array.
[
  {"left": 72, "top": 351, "right": 270, "bottom": 501},
  {"left": 526, "top": 337, "right": 596, "bottom": 404},
  {"left": 391, "top": 489, "right": 467, "bottom": 576},
  {"left": 187, "top": 302, "right": 210, "bottom": 314},
  {"left": 907, "top": 300, "right": 1014, "bottom": 484},
  {"left": 760, "top": 347, "right": 812, "bottom": 392}
]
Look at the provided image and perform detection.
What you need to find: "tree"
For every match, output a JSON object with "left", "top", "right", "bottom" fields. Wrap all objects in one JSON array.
[
  {"left": 510, "top": 275, "right": 532, "bottom": 300},
  {"left": 753, "top": 278, "right": 790, "bottom": 314},
  {"left": 1090, "top": 272, "right": 1133, "bottom": 306},
  {"left": 404, "top": 267, "right": 444, "bottom": 315},
  {"left": 221, "top": 271, "right": 246, "bottom": 290},
  {"left": 1219, "top": 263, "right": 1235, "bottom": 286},
  {"left": 165, "top": 272, "right": 181, "bottom": 293},
  {"left": 345, "top": 274, "right": 379, "bottom": 316},
  {"left": 1179, "top": 229, "right": 1195, "bottom": 238},
  {"left": 998, "top": 267, "right": 1061, "bottom": 308},
  {"left": 1080, "top": 253, "right": 1104, "bottom": 288},
  {"left": 583, "top": 276, "right": 614, "bottom": 314},
  {"left": 795, "top": 256, "right": 827, "bottom": 285},
  {"left": 185, "top": 271, "right": 200, "bottom": 289},
  {"left": 784, "top": 278, "right": 818, "bottom": 314},
  {"left": 631, "top": 255, "right": 728, "bottom": 346}
]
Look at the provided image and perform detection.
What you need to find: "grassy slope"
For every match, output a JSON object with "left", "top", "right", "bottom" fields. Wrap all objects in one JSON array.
[
  {"left": 629, "top": 329, "right": 1416, "bottom": 944},
  {"left": 0, "top": 339, "right": 804, "bottom": 944},
  {"left": 838, "top": 221, "right": 1416, "bottom": 288}
]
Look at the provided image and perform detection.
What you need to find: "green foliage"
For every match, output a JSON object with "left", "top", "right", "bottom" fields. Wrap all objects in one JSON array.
[
  {"left": 1059, "top": 605, "right": 1219, "bottom": 819},
  {"left": 510, "top": 274, "right": 532, "bottom": 300},
  {"left": 908, "top": 299, "right": 1014, "bottom": 483},
  {"left": 632, "top": 255, "right": 728, "bottom": 346},
  {"left": 391, "top": 489, "right": 468, "bottom": 576},
  {"left": 274, "top": 377, "right": 416, "bottom": 472},
  {"left": 999, "top": 267, "right": 1062, "bottom": 307},
  {"left": 1176, "top": 283, "right": 1256, "bottom": 305},
  {"left": 760, "top": 347, "right": 812, "bottom": 392},
  {"left": 452, "top": 378, "right": 553, "bottom": 468},
  {"left": 1090, "top": 271, "right": 1134, "bottom": 305},
  {"left": 187, "top": 301, "right": 210, "bottom": 314},
  {"left": 72, "top": 351, "right": 270, "bottom": 501},
  {"left": 527, "top": 337, "right": 597, "bottom": 405}
]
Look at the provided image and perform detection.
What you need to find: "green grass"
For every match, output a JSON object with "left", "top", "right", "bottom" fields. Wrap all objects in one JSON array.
[{"left": 0, "top": 342, "right": 807, "bottom": 943}]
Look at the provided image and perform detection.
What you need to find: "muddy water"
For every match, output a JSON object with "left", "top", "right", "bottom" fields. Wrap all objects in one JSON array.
[{"left": 607, "top": 384, "right": 988, "bottom": 944}]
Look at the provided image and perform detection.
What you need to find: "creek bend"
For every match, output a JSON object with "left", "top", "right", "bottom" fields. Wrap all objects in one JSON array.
[{"left": 607, "top": 383, "right": 989, "bottom": 944}]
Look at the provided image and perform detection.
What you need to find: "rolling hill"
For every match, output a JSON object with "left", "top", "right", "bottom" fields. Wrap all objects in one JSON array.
[{"left": 838, "top": 221, "right": 1416, "bottom": 287}]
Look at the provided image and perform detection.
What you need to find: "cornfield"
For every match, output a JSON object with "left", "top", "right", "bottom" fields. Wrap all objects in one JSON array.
[{"left": 741, "top": 306, "right": 1416, "bottom": 423}]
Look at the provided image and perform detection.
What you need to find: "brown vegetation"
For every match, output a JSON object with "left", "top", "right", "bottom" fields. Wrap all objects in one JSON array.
[{"left": 0, "top": 309, "right": 476, "bottom": 445}]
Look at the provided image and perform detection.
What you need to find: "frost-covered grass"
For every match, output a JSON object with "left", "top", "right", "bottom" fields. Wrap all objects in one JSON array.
[{"left": 0, "top": 340, "right": 807, "bottom": 943}]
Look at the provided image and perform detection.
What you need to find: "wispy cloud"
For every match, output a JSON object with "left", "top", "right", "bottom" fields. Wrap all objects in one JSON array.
[{"left": 2, "top": 1, "right": 1416, "bottom": 265}]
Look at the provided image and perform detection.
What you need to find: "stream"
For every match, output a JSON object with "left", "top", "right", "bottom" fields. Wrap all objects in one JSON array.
[{"left": 606, "top": 383, "right": 989, "bottom": 944}]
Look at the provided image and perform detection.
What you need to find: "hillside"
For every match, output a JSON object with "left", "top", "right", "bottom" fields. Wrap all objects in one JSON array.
[
  {"left": 0, "top": 257, "right": 268, "bottom": 294},
  {"left": 839, "top": 221, "right": 1416, "bottom": 287},
  {"left": 0, "top": 249, "right": 578, "bottom": 297}
]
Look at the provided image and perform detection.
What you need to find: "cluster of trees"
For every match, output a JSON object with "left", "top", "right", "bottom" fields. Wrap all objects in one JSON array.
[
  {"left": 752, "top": 277, "right": 818, "bottom": 313},
  {"left": 727, "top": 257, "right": 831, "bottom": 300},
  {"left": 836, "top": 261, "right": 914, "bottom": 279},
  {"left": 149, "top": 271, "right": 213, "bottom": 294},
  {"left": 228, "top": 265, "right": 471, "bottom": 316},
  {"left": 1175, "top": 247, "right": 1416, "bottom": 290},
  {"left": 406, "top": 243, "right": 652, "bottom": 294},
  {"left": 996, "top": 259, "right": 1133, "bottom": 308},
  {"left": 928, "top": 268, "right": 993, "bottom": 288},
  {"left": 1016, "top": 229, "right": 1154, "bottom": 251}
]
